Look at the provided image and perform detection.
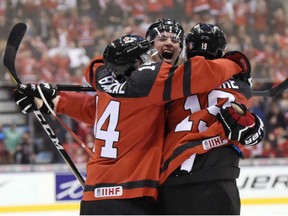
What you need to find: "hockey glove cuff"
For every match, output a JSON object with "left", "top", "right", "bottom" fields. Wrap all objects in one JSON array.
[{"left": 241, "top": 114, "right": 265, "bottom": 146}]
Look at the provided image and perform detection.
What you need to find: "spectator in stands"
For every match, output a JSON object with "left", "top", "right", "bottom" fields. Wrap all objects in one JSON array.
[
  {"left": 14, "top": 131, "right": 38, "bottom": 164},
  {"left": 77, "top": 15, "right": 97, "bottom": 58},
  {"left": 277, "top": 137, "right": 288, "bottom": 157},
  {"left": 0, "top": 124, "right": 5, "bottom": 141},
  {"left": 66, "top": 39, "right": 90, "bottom": 78},
  {"left": 272, "top": 127, "right": 288, "bottom": 157},
  {"left": 0, "top": 139, "right": 9, "bottom": 164},
  {"left": 265, "top": 100, "right": 287, "bottom": 140},
  {"left": 261, "top": 140, "right": 277, "bottom": 158},
  {"left": 4, "top": 123, "right": 22, "bottom": 163}
]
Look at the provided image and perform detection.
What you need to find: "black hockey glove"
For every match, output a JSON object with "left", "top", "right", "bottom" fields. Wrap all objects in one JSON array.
[
  {"left": 217, "top": 102, "right": 264, "bottom": 146},
  {"left": 223, "top": 51, "right": 252, "bottom": 86},
  {"left": 12, "top": 88, "right": 37, "bottom": 114},
  {"left": 18, "top": 83, "right": 57, "bottom": 114}
]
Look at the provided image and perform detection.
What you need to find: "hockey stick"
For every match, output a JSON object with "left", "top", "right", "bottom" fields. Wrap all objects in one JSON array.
[
  {"left": 5, "top": 23, "right": 95, "bottom": 158},
  {"left": 36, "top": 86, "right": 96, "bottom": 159},
  {"left": 3, "top": 23, "right": 85, "bottom": 188},
  {"left": 252, "top": 78, "right": 288, "bottom": 97},
  {"left": 55, "top": 80, "right": 288, "bottom": 97},
  {"left": 55, "top": 84, "right": 95, "bottom": 92}
]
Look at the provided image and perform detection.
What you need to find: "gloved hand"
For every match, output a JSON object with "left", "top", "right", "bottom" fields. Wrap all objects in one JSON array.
[
  {"left": 217, "top": 102, "right": 264, "bottom": 146},
  {"left": 223, "top": 51, "right": 251, "bottom": 85},
  {"left": 17, "top": 83, "right": 57, "bottom": 114},
  {"left": 12, "top": 89, "right": 36, "bottom": 114}
]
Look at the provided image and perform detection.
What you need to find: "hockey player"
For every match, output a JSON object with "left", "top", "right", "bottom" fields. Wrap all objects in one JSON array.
[
  {"left": 157, "top": 23, "right": 264, "bottom": 215},
  {"left": 13, "top": 33, "right": 253, "bottom": 215},
  {"left": 145, "top": 18, "right": 184, "bottom": 65}
]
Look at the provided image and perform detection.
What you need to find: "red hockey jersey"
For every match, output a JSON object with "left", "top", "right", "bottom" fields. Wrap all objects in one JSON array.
[
  {"left": 160, "top": 78, "right": 253, "bottom": 184},
  {"left": 57, "top": 56, "right": 243, "bottom": 201}
]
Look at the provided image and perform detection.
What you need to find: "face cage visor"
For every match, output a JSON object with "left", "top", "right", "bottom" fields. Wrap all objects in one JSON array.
[{"left": 148, "top": 27, "right": 183, "bottom": 47}]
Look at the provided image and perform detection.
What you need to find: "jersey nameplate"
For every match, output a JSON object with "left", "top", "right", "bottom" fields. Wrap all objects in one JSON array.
[
  {"left": 219, "top": 79, "right": 239, "bottom": 89},
  {"left": 99, "top": 75, "right": 126, "bottom": 94}
]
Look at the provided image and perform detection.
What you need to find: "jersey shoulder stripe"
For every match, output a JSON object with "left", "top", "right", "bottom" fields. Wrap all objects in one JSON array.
[
  {"left": 183, "top": 60, "right": 192, "bottom": 96},
  {"left": 163, "top": 65, "right": 178, "bottom": 101}
]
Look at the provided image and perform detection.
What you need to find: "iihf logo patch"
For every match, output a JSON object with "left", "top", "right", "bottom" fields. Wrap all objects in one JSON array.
[
  {"left": 202, "top": 136, "right": 228, "bottom": 150},
  {"left": 95, "top": 186, "right": 123, "bottom": 198}
]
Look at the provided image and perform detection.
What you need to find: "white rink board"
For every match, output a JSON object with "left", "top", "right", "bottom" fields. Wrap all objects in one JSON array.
[
  {"left": 0, "top": 165, "right": 287, "bottom": 214},
  {"left": 1, "top": 205, "right": 288, "bottom": 216},
  {"left": 0, "top": 172, "right": 55, "bottom": 206},
  {"left": 238, "top": 166, "right": 288, "bottom": 203}
]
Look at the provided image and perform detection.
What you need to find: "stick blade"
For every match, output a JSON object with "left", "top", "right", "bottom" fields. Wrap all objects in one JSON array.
[
  {"left": 252, "top": 89, "right": 269, "bottom": 97},
  {"left": 3, "top": 22, "right": 27, "bottom": 84},
  {"left": 253, "top": 78, "right": 288, "bottom": 97},
  {"left": 270, "top": 78, "right": 288, "bottom": 97}
]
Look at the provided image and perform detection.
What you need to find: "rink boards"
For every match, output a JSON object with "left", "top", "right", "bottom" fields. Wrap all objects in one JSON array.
[{"left": 0, "top": 164, "right": 287, "bottom": 213}]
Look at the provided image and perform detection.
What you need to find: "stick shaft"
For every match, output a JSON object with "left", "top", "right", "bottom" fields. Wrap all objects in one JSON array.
[
  {"left": 56, "top": 84, "right": 95, "bottom": 92},
  {"left": 3, "top": 23, "right": 85, "bottom": 188}
]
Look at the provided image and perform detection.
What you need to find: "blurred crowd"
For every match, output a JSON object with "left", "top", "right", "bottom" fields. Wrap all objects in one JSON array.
[{"left": 0, "top": 0, "right": 288, "bottom": 164}]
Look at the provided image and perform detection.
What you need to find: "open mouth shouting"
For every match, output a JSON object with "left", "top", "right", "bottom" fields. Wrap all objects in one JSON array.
[{"left": 161, "top": 49, "right": 174, "bottom": 63}]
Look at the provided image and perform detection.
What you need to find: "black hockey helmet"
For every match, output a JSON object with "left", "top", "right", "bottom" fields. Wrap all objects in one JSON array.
[
  {"left": 103, "top": 34, "right": 151, "bottom": 77},
  {"left": 186, "top": 23, "right": 227, "bottom": 59},
  {"left": 145, "top": 18, "right": 184, "bottom": 48}
]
